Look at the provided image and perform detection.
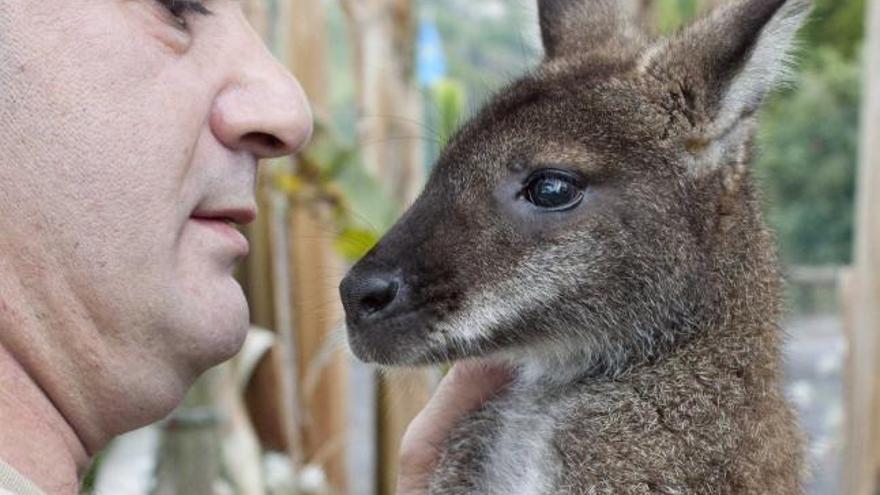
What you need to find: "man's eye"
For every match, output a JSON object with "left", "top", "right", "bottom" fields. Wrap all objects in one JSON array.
[
  {"left": 522, "top": 170, "right": 585, "bottom": 211},
  {"left": 155, "top": 0, "right": 210, "bottom": 29}
]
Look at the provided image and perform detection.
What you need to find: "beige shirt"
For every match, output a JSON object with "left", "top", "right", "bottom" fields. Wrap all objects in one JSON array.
[{"left": 0, "top": 460, "right": 45, "bottom": 495}]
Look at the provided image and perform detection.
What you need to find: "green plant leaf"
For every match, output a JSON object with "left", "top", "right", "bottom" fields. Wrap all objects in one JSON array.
[{"left": 335, "top": 228, "right": 380, "bottom": 262}]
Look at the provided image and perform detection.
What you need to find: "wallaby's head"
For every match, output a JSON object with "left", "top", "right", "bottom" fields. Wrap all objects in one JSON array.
[{"left": 340, "top": 0, "right": 811, "bottom": 373}]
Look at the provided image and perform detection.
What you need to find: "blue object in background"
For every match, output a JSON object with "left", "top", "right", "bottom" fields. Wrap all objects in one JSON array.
[{"left": 417, "top": 19, "right": 447, "bottom": 86}]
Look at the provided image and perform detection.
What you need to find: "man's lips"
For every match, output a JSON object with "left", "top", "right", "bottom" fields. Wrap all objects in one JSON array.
[
  {"left": 191, "top": 207, "right": 257, "bottom": 226},
  {"left": 190, "top": 215, "right": 250, "bottom": 257}
]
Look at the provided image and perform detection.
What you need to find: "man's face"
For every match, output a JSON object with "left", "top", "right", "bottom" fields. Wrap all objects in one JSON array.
[{"left": 0, "top": 0, "right": 310, "bottom": 443}]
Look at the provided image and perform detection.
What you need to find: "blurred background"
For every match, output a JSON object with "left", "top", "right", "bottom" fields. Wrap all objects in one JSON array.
[{"left": 82, "top": 0, "right": 879, "bottom": 493}]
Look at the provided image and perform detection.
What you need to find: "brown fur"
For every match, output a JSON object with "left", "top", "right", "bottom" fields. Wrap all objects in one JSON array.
[{"left": 340, "top": 0, "right": 810, "bottom": 492}]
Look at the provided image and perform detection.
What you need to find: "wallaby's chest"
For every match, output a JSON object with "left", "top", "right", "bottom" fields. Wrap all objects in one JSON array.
[
  {"left": 482, "top": 407, "right": 556, "bottom": 495},
  {"left": 438, "top": 386, "right": 562, "bottom": 495}
]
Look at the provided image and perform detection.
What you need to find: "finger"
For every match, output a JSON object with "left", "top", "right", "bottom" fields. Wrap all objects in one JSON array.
[
  {"left": 418, "top": 360, "right": 513, "bottom": 434},
  {"left": 397, "top": 360, "right": 512, "bottom": 494}
]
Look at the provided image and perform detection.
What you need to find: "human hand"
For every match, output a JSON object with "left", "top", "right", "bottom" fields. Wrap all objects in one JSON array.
[{"left": 396, "top": 361, "right": 513, "bottom": 494}]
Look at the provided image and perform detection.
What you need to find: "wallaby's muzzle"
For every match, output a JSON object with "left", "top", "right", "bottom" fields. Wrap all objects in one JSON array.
[
  {"left": 340, "top": 267, "right": 405, "bottom": 364},
  {"left": 340, "top": 261, "right": 437, "bottom": 365},
  {"left": 339, "top": 181, "right": 488, "bottom": 366},
  {"left": 340, "top": 270, "right": 402, "bottom": 322}
]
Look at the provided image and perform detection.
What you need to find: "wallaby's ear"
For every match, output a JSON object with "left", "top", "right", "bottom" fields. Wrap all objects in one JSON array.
[
  {"left": 539, "top": 0, "right": 644, "bottom": 60},
  {"left": 640, "top": 0, "right": 811, "bottom": 173}
]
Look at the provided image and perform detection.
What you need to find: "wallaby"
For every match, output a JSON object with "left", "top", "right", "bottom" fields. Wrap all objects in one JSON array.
[{"left": 340, "top": 0, "right": 810, "bottom": 492}]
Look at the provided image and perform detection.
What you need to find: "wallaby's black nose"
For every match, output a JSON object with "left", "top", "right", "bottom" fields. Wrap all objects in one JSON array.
[{"left": 340, "top": 271, "right": 402, "bottom": 323}]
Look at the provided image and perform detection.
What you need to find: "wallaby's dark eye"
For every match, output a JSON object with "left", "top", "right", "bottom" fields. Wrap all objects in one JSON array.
[{"left": 522, "top": 170, "right": 584, "bottom": 211}]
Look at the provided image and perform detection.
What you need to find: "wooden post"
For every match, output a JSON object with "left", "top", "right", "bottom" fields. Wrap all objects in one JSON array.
[{"left": 842, "top": 0, "right": 880, "bottom": 492}]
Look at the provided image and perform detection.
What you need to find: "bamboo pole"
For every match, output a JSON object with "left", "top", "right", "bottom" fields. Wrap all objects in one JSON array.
[
  {"left": 288, "top": 1, "right": 350, "bottom": 492},
  {"left": 241, "top": 0, "right": 297, "bottom": 458},
  {"left": 339, "top": 2, "right": 434, "bottom": 493},
  {"left": 269, "top": 189, "right": 305, "bottom": 467},
  {"left": 245, "top": 175, "right": 277, "bottom": 335},
  {"left": 341, "top": 0, "right": 425, "bottom": 206},
  {"left": 243, "top": 167, "right": 296, "bottom": 453},
  {"left": 842, "top": 0, "right": 880, "bottom": 492},
  {"left": 287, "top": 206, "right": 349, "bottom": 492},
  {"left": 377, "top": 370, "right": 435, "bottom": 494}
]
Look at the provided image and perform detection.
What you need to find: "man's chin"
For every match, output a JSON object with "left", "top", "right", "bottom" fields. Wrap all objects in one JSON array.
[
  {"left": 175, "top": 279, "right": 250, "bottom": 369},
  {"left": 205, "top": 299, "right": 250, "bottom": 364}
]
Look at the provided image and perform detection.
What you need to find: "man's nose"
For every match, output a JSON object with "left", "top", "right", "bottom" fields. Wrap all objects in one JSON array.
[{"left": 210, "top": 48, "right": 313, "bottom": 159}]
